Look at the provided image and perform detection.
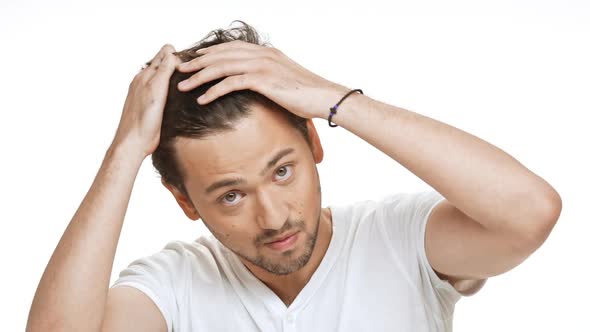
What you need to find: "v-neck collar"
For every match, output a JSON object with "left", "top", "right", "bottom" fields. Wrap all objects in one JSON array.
[{"left": 222, "top": 204, "right": 345, "bottom": 316}]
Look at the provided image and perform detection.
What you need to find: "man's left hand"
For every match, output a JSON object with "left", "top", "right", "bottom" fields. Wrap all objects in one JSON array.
[{"left": 175, "top": 40, "right": 349, "bottom": 120}]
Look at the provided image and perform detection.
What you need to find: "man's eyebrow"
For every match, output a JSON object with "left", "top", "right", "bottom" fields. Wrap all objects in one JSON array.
[{"left": 204, "top": 148, "right": 295, "bottom": 196}]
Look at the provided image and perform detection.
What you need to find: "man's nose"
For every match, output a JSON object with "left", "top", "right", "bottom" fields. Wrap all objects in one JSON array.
[{"left": 255, "top": 190, "right": 288, "bottom": 231}]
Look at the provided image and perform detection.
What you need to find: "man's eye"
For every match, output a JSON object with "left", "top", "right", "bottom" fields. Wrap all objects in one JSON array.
[
  {"left": 220, "top": 191, "right": 244, "bottom": 206},
  {"left": 274, "top": 165, "right": 293, "bottom": 181},
  {"left": 219, "top": 165, "right": 294, "bottom": 206}
]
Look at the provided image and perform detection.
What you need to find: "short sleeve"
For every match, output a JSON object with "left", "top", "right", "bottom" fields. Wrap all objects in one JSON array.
[
  {"left": 111, "top": 242, "right": 187, "bottom": 332},
  {"left": 373, "top": 190, "right": 463, "bottom": 316}
]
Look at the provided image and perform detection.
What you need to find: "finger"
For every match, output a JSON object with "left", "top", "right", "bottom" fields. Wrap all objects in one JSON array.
[
  {"left": 195, "top": 40, "right": 260, "bottom": 55},
  {"left": 147, "top": 44, "right": 174, "bottom": 70},
  {"left": 177, "top": 58, "right": 258, "bottom": 92},
  {"left": 141, "top": 44, "right": 176, "bottom": 80},
  {"left": 151, "top": 51, "right": 181, "bottom": 84},
  {"left": 176, "top": 48, "right": 255, "bottom": 73},
  {"left": 197, "top": 74, "right": 253, "bottom": 104}
]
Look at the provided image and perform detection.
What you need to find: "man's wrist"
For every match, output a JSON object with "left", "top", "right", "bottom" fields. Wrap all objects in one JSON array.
[
  {"left": 313, "top": 84, "right": 352, "bottom": 120},
  {"left": 316, "top": 85, "right": 369, "bottom": 125},
  {"left": 107, "top": 140, "right": 146, "bottom": 167}
]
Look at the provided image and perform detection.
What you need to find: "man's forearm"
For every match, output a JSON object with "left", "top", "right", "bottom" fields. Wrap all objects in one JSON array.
[
  {"left": 320, "top": 86, "right": 561, "bottom": 236},
  {"left": 27, "top": 143, "right": 144, "bottom": 332}
]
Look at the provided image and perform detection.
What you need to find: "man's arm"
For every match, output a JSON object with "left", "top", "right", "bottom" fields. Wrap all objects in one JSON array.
[
  {"left": 322, "top": 87, "right": 562, "bottom": 289},
  {"left": 26, "top": 45, "right": 179, "bottom": 332},
  {"left": 101, "top": 286, "right": 167, "bottom": 331},
  {"left": 26, "top": 142, "right": 150, "bottom": 331}
]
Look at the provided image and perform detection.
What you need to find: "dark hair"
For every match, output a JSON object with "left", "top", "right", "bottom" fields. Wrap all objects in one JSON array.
[{"left": 152, "top": 20, "right": 311, "bottom": 201}]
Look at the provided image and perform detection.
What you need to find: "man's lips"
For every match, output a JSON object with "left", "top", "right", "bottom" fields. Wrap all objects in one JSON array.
[{"left": 265, "top": 231, "right": 299, "bottom": 244}]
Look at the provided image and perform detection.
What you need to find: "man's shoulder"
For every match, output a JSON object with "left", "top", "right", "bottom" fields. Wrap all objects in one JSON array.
[
  {"left": 158, "top": 234, "right": 226, "bottom": 264},
  {"left": 338, "top": 191, "right": 417, "bottom": 217},
  {"left": 120, "top": 234, "right": 226, "bottom": 277}
]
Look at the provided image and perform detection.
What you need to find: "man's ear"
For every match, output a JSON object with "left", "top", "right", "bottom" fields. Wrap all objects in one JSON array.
[
  {"left": 161, "top": 179, "right": 201, "bottom": 221},
  {"left": 306, "top": 119, "right": 324, "bottom": 164}
]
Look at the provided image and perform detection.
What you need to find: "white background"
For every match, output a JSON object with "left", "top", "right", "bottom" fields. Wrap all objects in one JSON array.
[{"left": 1, "top": 0, "right": 588, "bottom": 331}]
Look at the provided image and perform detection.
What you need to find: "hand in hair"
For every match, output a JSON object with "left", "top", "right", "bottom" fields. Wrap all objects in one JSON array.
[
  {"left": 111, "top": 44, "right": 182, "bottom": 159},
  {"left": 175, "top": 40, "right": 350, "bottom": 120}
]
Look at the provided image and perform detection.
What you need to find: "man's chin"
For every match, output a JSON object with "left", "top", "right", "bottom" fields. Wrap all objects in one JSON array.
[{"left": 263, "top": 259, "right": 309, "bottom": 275}]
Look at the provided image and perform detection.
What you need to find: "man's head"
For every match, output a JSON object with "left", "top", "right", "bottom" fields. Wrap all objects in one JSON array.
[{"left": 152, "top": 21, "right": 327, "bottom": 275}]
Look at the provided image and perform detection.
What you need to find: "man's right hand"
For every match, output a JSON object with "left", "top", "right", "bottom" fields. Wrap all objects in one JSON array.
[{"left": 111, "top": 44, "right": 181, "bottom": 160}]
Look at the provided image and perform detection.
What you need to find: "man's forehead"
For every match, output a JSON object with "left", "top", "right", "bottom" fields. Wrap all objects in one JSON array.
[
  {"left": 176, "top": 138, "right": 299, "bottom": 198},
  {"left": 173, "top": 138, "right": 303, "bottom": 198},
  {"left": 201, "top": 147, "right": 297, "bottom": 196},
  {"left": 172, "top": 104, "right": 307, "bottom": 190},
  {"left": 177, "top": 128, "right": 293, "bottom": 159},
  {"left": 176, "top": 135, "right": 297, "bottom": 174},
  {"left": 175, "top": 110, "right": 300, "bottom": 166}
]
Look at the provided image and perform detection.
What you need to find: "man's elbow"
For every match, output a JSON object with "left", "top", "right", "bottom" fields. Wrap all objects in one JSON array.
[{"left": 523, "top": 186, "right": 562, "bottom": 249}]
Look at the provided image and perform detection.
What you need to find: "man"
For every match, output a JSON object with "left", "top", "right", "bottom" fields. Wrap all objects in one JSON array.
[{"left": 27, "top": 21, "right": 561, "bottom": 332}]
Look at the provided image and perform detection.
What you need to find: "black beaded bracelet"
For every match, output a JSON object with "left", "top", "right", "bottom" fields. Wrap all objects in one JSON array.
[{"left": 328, "top": 88, "right": 364, "bottom": 127}]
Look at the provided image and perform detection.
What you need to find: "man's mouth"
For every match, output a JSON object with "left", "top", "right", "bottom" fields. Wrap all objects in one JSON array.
[
  {"left": 265, "top": 231, "right": 298, "bottom": 244},
  {"left": 264, "top": 231, "right": 300, "bottom": 251}
]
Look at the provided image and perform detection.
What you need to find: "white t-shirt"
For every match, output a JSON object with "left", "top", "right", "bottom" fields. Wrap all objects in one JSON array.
[{"left": 111, "top": 190, "right": 482, "bottom": 331}]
